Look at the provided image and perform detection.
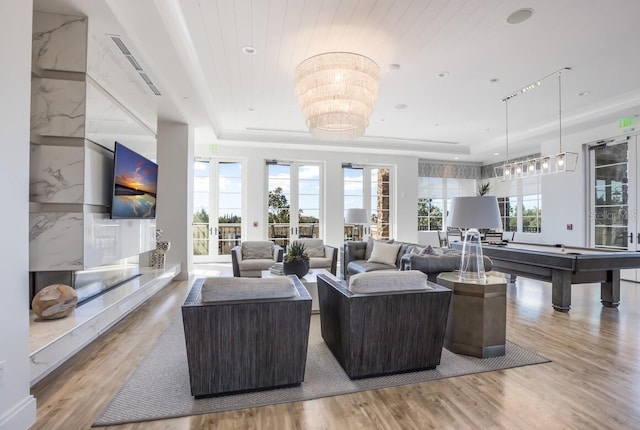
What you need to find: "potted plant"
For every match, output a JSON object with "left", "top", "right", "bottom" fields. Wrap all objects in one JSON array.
[{"left": 283, "top": 242, "right": 310, "bottom": 278}]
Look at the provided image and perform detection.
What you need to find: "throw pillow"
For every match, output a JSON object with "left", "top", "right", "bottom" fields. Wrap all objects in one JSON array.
[
  {"left": 241, "top": 241, "right": 274, "bottom": 259},
  {"left": 410, "top": 245, "right": 427, "bottom": 256},
  {"left": 367, "top": 241, "right": 402, "bottom": 266},
  {"left": 426, "top": 245, "right": 445, "bottom": 256},
  {"left": 365, "top": 237, "right": 395, "bottom": 260},
  {"left": 348, "top": 270, "right": 433, "bottom": 294}
]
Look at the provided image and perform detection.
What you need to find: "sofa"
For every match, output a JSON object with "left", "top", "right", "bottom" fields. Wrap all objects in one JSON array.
[
  {"left": 343, "top": 238, "right": 492, "bottom": 282},
  {"left": 317, "top": 271, "right": 452, "bottom": 379},
  {"left": 181, "top": 275, "right": 312, "bottom": 397}
]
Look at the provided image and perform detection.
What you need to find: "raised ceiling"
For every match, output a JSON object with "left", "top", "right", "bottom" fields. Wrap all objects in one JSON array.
[{"left": 33, "top": 0, "right": 640, "bottom": 162}]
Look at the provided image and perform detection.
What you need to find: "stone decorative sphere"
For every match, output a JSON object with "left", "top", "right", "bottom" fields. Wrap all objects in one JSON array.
[{"left": 32, "top": 284, "right": 78, "bottom": 320}]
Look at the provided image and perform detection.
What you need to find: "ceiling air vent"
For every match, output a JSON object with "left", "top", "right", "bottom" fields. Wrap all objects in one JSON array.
[{"left": 110, "top": 35, "right": 161, "bottom": 96}]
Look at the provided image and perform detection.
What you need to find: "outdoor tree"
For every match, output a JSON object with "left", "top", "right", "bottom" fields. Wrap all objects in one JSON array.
[{"left": 268, "top": 187, "right": 290, "bottom": 223}]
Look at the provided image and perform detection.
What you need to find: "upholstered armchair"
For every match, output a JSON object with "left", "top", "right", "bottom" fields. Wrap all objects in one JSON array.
[
  {"left": 182, "top": 275, "right": 312, "bottom": 397},
  {"left": 289, "top": 238, "right": 338, "bottom": 275},
  {"left": 317, "top": 271, "right": 452, "bottom": 379},
  {"left": 231, "top": 241, "right": 283, "bottom": 277}
]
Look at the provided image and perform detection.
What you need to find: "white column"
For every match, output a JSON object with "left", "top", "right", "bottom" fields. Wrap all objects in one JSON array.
[
  {"left": 0, "top": 1, "right": 38, "bottom": 429},
  {"left": 157, "top": 121, "right": 194, "bottom": 280}
]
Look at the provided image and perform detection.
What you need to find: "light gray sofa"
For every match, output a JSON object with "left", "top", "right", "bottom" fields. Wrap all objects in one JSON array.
[{"left": 343, "top": 239, "right": 492, "bottom": 282}]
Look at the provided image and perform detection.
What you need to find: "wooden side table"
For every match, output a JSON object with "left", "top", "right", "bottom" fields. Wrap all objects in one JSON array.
[{"left": 436, "top": 272, "right": 507, "bottom": 358}]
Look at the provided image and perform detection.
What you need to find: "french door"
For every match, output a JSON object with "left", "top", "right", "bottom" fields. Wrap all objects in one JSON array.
[
  {"left": 589, "top": 135, "right": 639, "bottom": 281},
  {"left": 266, "top": 162, "right": 322, "bottom": 247},
  {"left": 343, "top": 166, "right": 392, "bottom": 240},
  {"left": 193, "top": 159, "right": 243, "bottom": 262}
]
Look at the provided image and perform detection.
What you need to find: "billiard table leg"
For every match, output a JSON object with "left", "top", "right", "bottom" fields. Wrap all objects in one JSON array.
[
  {"left": 601, "top": 270, "right": 621, "bottom": 308},
  {"left": 551, "top": 269, "right": 572, "bottom": 312}
]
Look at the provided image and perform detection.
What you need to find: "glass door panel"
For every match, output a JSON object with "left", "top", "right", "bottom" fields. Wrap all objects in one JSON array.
[
  {"left": 589, "top": 138, "right": 638, "bottom": 282},
  {"left": 297, "top": 165, "right": 320, "bottom": 238},
  {"left": 268, "top": 164, "right": 291, "bottom": 247},
  {"left": 193, "top": 160, "right": 243, "bottom": 262}
]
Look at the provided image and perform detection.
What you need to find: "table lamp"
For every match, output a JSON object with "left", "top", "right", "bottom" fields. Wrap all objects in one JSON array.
[
  {"left": 448, "top": 196, "right": 501, "bottom": 283},
  {"left": 345, "top": 208, "right": 369, "bottom": 240}
]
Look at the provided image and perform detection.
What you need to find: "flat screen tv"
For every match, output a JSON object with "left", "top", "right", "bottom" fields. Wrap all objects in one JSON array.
[{"left": 111, "top": 142, "right": 158, "bottom": 219}]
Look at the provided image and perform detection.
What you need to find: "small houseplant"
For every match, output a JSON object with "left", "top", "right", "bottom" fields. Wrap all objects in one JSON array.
[{"left": 283, "top": 242, "right": 310, "bottom": 278}]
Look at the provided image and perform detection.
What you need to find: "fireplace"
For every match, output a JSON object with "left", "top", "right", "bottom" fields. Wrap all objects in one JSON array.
[{"left": 30, "top": 256, "right": 142, "bottom": 306}]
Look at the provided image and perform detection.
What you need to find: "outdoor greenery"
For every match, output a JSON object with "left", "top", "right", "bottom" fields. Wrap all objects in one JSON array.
[
  {"left": 268, "top": 187, "right": 319, "bottom": 224},
  {"left": 417, "top": 198, "right": 443, "bottom": 231}
]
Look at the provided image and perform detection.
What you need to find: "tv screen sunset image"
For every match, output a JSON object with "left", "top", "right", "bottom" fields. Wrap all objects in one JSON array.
[{"left": 111, "top": 143, "right": 158, "bottom": 219}]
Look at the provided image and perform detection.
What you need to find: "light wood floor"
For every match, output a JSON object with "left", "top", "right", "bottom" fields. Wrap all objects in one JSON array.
[{"left": 31, "top": 268, "right": 640, "bottom": 429}]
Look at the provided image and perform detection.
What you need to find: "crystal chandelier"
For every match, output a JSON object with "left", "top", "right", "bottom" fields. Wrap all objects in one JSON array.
[
  {"left": 495, "top": 67, "right": 578, "bottom": 180},
  {"left": 295, "top": 52, "right": 380, "bottom": 140}
]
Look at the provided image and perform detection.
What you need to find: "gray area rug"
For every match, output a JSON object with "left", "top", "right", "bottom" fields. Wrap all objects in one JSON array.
[{"left": 94, "top": 313, "right": 549, "bottom": 426}]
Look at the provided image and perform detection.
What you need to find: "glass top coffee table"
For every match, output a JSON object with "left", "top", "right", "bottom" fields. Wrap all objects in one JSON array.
[{"left": 261, "top": 268, "right": 335, "bottom": 313}]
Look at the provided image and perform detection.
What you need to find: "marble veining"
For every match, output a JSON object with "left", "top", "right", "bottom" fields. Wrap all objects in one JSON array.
[
  {"left": 31, "top": 78, "right": 86, "bottom": 138},
  {"left": 30, "top": 145, "right": 84, "bottom": 203},
  {"left": 32, "top": 11, "right": 87, "bottom": 72},
  {"left": 30, "top": 212, "right": 84, "bottom": 270}
]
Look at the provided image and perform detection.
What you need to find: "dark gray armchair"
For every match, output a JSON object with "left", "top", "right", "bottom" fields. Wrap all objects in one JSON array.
[
  {"left": 317, "top": 272, "right": 452, "bottom": 379},
  {"left": 182, "top": 276, "right": 312, "bottom": 397}
]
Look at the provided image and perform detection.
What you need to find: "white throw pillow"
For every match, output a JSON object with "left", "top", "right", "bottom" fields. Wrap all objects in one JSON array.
[
  {"left": 348, "top": 270, "right": 433, "bottom": 293},
  {"left": 367, "top": 241, "right": 402, "bottom": 266},
  {"left": 201, "top": 277, "right": 297, "bottom": 302}
]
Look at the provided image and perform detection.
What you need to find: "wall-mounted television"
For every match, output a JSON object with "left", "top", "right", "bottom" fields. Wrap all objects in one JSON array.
[{"left": 111, "top": 142, "right": 158, "bottom": 219}]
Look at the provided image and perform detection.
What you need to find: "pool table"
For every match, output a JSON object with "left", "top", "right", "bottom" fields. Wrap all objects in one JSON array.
[{"left": 451, "top": 241, "right": 640, "bottom": 312}]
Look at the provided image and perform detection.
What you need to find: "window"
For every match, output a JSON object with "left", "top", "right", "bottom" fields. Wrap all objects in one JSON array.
[
  {"left": 417, "top": 177, "right": 476, "bottom": 230},
  {"left": 418, "top": 198, "right": 444, "bottom": 231},
  {"left": 497, "top": 197, "right": 517, "bottom": 232},
  {"left": 521, "top": 194, "right": 542, "bottom": 233}
]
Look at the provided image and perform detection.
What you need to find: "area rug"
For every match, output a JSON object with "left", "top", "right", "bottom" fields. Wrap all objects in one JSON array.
[{"left": 94, "top": 312, "right": 549, "bottom": 426}]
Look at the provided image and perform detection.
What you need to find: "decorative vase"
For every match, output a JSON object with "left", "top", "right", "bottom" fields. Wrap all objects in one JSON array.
[{"left": 283, "top": 261, "right": 309, "bottom": 278}]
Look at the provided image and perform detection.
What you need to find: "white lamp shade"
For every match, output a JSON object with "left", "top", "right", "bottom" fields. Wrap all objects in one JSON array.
[
  {"left": 449, "top": 196, "right": 501, "bottom": 229},
  {"left": 345, "top": 208, "right": 368, "bottom": 224}
]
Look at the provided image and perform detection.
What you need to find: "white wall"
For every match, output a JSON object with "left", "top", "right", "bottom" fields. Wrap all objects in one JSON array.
[
  {"left": 194, "top": 142, "right": 419, "bottom": 250},
  {"left": 0, "top": 0, "right": 37, "bottom": 428},
  {"left": 157, "top": 122, "right": 194, "bottom": 279}
]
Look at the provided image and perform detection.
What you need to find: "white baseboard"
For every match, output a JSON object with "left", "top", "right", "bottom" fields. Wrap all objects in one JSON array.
[{"left": 0, "top": 395, "right": 36, "bottom": 430}]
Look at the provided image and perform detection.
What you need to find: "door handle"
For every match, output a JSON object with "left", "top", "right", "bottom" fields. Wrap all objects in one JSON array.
[
  {"left": 629, "top": 233, "right": 634, "bottom": 244},
  {"left": 637, "top": 233, "right": 640, "bottom": 244}
]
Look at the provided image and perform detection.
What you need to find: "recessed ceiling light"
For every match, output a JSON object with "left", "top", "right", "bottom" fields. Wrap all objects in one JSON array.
[
  {"left": 248, "top": 107, "right": 254, "bottom": 111},
  {"left": 494, "top": 152, "right": 500, "bottom": 156},
  {"left": 578, "top": 91, "right": 591, "bottom": 96},
  {"left": 490, "top": 78, "right": 499, "bottom": 83},
  {"left": 394, "top": 104, "right": 408, "bottom": 110},
  {"left": 507, "top": 8, "right": 534, "bottom": 24},
  {"left": 437, "top": 71, "right": 449, "bottom": 78},
  {"left": 454, "top": 157, "right": 459, "bottom": 160},
  {"left": 388, "top": 64, "right": 400, "bottom": 71},
  {"left": 241, "top": 45, "right": 256, "bottom": 55}
]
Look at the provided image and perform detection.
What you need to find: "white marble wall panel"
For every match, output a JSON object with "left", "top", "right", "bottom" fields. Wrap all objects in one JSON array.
[
  {"left": 87, "top": 27, "right": 157, "bottom": 134},
  {"left": 84, "top": 143, "right": 112, "bottom": 206},
  {"left": 31, "top": 78, "right": 86, "bottom": 138},
  {"left": 30, "top": 212, "right": 84, "bottom": 271},
  {"left": 30, "top": 145, "right": 84, "bottom": 203},
  {"left": 32, "top": 12, "right": 87, "bottom": 73}
]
